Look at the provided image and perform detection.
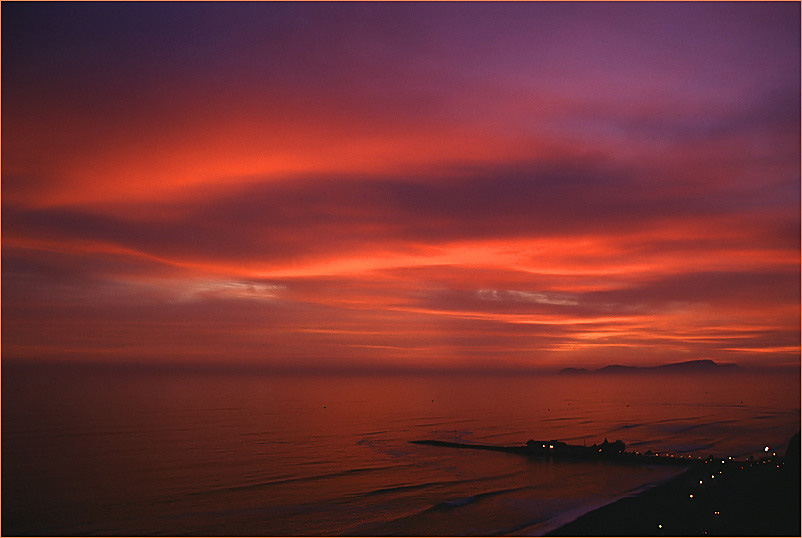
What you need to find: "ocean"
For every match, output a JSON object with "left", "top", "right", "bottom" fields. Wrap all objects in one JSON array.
[{"left": 2, "top": 363, "right": 799, "bottom": 536}]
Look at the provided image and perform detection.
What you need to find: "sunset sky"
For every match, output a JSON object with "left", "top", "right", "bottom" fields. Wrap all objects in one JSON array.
[{"left": 2, "top": 2, "right": 800, "bottom": 372}]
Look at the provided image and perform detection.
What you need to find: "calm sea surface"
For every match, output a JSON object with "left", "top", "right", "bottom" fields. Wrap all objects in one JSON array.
[{"left": 2, "top": 364, "right": 799, "bottom": 535}]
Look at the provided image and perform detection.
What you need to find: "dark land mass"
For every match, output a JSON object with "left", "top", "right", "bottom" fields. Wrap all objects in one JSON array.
[
  {"left": 413, "top": 432, "right": 800, "bottom": 536},
  {"left": 560, "top": 359, "right": 738, "bottom": 375},
  {"left": 547, "top": 460, "right": 800, "bottom": 536}
]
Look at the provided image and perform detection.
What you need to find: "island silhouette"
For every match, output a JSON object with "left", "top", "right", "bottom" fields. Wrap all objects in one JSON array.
[{"left": 559, "top": 359, "right": 738, "bottom": 375}]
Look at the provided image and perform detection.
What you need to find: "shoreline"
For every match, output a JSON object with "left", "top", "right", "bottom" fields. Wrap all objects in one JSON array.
[
  {"left": 545, "top": 460, "right": 800, "bottom": 536},
  {"left": 530, "top": 471, "right": 687, "bottom": 535},
  {"left": 413, "top": 436, "right": 800, "bottom": 536}
]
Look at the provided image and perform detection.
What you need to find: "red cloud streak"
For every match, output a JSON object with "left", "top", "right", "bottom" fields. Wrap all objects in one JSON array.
[{"left": 3, "top": 2, "right": 799, "bottom": 371}]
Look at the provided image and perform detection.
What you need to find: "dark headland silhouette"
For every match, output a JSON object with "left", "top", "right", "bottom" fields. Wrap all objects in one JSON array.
[{"left": 559, "top": 359, "right": 738, "bottom": 375}]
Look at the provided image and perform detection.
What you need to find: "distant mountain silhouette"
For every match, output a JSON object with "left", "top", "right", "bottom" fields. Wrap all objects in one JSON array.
[
  {"left": 595, "top": 364, "right": 640, "bottom": 374},
  {"left": 560, "top": 359, "right": 738, "bottom": 375},
  {"left": 559, "top": 367, "right": 592, "bottom": 375}
]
